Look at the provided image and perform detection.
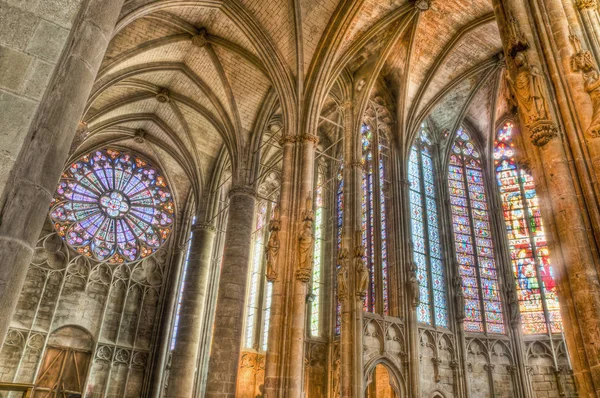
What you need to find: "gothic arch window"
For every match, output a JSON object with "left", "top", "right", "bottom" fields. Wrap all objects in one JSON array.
[
  {"left": 448, "top": 129, "right": 505, "bottom": 334},
  {"left": 361, "top": 123, "right": 390, "bottom": 315},
  {"left": 409, "top": 127, "right": 448, "bottom": 327},
  {"left": 244, "top": 201, "right": 275, "bottom": 351},
  {"left": 171, "top": 216, "right": 196, "bottom": 350},
  {"left": 310, "top": 168, "right": 326, "bottom": 337},
  {"left": 335, "top": 165, "right": 344, "bottom": 336},
  {"left": 50, "top": 149, "right": 175, "bottom": 264},
  {"left": 494, "top": 121, "right": 562, "bottom": 334}
]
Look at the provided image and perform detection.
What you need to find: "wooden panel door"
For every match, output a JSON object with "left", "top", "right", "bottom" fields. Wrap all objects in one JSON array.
[{"left": 34, "top": 346, "right": 90, "bottom": 398}]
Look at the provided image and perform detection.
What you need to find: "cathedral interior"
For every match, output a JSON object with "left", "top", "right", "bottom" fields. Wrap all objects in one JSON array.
[{"left": 2, "top": 0, "right": 600, "bottom": 397}]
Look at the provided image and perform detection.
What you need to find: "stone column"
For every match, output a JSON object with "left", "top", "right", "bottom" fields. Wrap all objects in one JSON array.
[
  {"left": 287, "top": 134, "right": 318, "bottom": 398},
  {"left": 205, "top": 187, "right": 257, "bottom": 397},
  {"left": 166, "top": 222, "right": 216, "bottom": 398},
  {"left": 492, "top": 1, "right": 600, "bottom": 394},
  {"left": 338, "top": 100, "right": 364, "bottom": 398},
  {"left": 264, "top": 134, "right": 295, "bottom": 397},
  {"left": 0, "top": 0, "right": 125, "bottom": 346}
]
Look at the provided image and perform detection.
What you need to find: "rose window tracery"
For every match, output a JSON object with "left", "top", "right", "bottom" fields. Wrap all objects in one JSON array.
[{"left": 50, "top": 149, "right": 174, "bottom": 263}]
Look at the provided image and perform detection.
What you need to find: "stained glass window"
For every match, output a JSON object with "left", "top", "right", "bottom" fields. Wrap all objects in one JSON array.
[
  {"left": 409, "top": 128, "right": 448, "bottom": 327},
  {"left": 50, "top": 149, "right": 174, "bottom": 263},
  {"left": 311, "top": 172, "right": 325, "bottom": 337},
  {"left": 449, "top": 129, "right": 505, "bottom": 334},
  {"left": 335, "top": 167, "right": 344, "bottom": 336},
  {"left": 494, "top": 122, "right": 562, "bottom": 334},
  {"left": 361, "top": 123, "right": 389, "bottom": 315},
  {"left": 170, "top": 216, "right": 195, "bottom": 350}
]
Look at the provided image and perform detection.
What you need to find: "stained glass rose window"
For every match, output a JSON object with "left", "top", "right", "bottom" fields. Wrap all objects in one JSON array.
[{"left": 50, "top": 149, "right": 174, "bottom": 263}]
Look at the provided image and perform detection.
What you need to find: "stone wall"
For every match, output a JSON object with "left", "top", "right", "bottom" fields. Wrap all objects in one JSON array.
[
  {"left": 0, "top": 0, "right": 86, "bottom": 195},
  {"left": 0, "top": 222, "right": 172, "bottom": 396}
]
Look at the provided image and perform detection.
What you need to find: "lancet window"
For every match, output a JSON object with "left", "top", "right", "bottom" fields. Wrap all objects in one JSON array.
[
  {"left": 361, "top": 123, "right": 389, "bottom": 315},
  {"left": 170, "top": 216, "right": 195, "bottom": 350},
  {"left": 448, "top": 129, "right": 505, "bottom": 334},
  {"left": 494, "top": 122, "right": 562, "bottom": 335},
  {"left": 310, "top": 170, "right": 326, "bottom": 337},
  {"left": 244, "top": 202, "right": 275, "bottom": 351},
  {"left": 409, "top": 128, "right": 448, "bottom": 327},
  {"left": 335, "top": 166, "right": 344, "bottom": 336}
]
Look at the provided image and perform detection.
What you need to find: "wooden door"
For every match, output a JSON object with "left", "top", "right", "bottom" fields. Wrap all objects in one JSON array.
[{"left": 34, "top": 346, "right": 90, "bottom": 398}]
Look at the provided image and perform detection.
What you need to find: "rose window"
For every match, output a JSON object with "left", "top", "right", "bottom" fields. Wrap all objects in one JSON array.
[{"left": 50, "top": 149, "right": 175, "bottom": 263}]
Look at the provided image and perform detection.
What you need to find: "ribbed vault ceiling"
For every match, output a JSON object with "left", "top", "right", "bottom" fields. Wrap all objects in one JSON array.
[{"left": 72, "top": 0, "right": 506, "bottom": 223}]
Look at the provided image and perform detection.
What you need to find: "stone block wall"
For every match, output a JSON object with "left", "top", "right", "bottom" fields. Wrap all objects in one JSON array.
[{"left": 0, "top": 0, "right": 86, "bottom": 195}]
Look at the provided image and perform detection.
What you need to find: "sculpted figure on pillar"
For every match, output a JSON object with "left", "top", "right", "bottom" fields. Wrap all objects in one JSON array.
[
  {"left": 297, "top": 195, "right": 314, "bottom": 283},
  {"left": 452, "top": 275, "right": 466, "bottom": 321},
  {"left": 265, "top": 206, "right": 281, "bottom": 282},
  {"left": 337, "top": 240, "right": 349, "bottom": 300},
  {"left": 354, "top": 231, "right": 368, "bottom": 300},
  {"left": 570, "top": 30, "right": 600, "bottom": 137},
  {"left": 408, "top": 261, "right": 420, "bottom": 308},
  {"left": 506, "top": 286, "right": 521, "bottom": 327},
  {"left": 507, "top": 51, "right": 558, "bottom": 146}
]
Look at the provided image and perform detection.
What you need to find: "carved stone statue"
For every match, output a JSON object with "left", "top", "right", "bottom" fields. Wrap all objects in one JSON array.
[
  {"left": 408, "top": 261, "right": 420, "bottom": 308},
  {"left": 332, "top": 358, "right": 341, "bottom": 397},
  {"left": 453, "top": 275, "right": 466, "bottom": 321},
  {"left": 297, "top": 195, "right": 314, "bottom": 283},
  {"left": 506, "top": 286, "right": 521, "bottom": 327},
  {"left": 354, "top": 235, "right": 368, "bottom": 299},
  {"left": 507, "top": 51, "right": 558, "bottom": 146},
  {"left": 265, "top": 206, "right": 281, "bottom": 282},
  {"left": 337, "top": 244, "right": 349, "bottom": 301},
  {"left": 571, "top": 30, "right": 600, "bottom": 137},
  {"left": 507, "top": 52, "right": 550, "bottom": 126}
]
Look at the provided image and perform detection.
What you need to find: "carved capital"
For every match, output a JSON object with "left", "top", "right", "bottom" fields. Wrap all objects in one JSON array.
[
  {"left": 191, "top": 28, "right": 208, "bottom": 47},
  {"left": 530, "top": 119, "right": 558, "bottom": 147},
  {"left": 279, "top": 134, "right": 296, "bottom": 146},
  {"left": 296, "top": 268, "right": 312, "bottom": 283},
  {"left": 298, "top": 134, "right": 320, "bottom": 146}
]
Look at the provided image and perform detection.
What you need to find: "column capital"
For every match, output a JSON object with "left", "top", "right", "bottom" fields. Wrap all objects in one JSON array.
[
  {"left": 278, "top": 134, "right": 296, "bottom": 146},
  {"left": 298, "top": 134, "right": 320, "bottom": 146},
  {"left": 414, "top": 0, "right": 430, "bottom": 11},
  {"left": 228, "top": 186, "right": 257, "bottom": 199}
]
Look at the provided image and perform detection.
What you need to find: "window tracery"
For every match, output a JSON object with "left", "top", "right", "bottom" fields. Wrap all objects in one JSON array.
[
  {"left": 494, "top": 121, "right": 562, "bottom": 334},
  {"left": 448, "top": 129, "right": 505, "bottom": 334},
  {"left": 50, "top": 149, "right": 174, "bottom": 264},
  {"left": 409, "top": 127, "right": 448, "bottom": 328}
]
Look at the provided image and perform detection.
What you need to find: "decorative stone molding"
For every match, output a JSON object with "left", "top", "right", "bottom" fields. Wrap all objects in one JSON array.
[
  {"left": 570, "top": 29, "right": 600, "bottom": 137},
  {"left": 134, "top": 128, "right": 147, "bottom": 143},
  {"left": 228, "top": 186, "right": 257, "bottom": 198},
  {"left": 191, "top": 28, "right": 208, "bottom": 47},
  {"left": 577, "top": 0, "right": 597, "bottom": 9},
  {"left": 349, "top": 161, "right": 363, "bottom": 169},
  {"left": 265, "top": 206, "right": 280, "bottom": 282},
  {"left": 155, "top": 87, "right": 170, "bottom": 103}
]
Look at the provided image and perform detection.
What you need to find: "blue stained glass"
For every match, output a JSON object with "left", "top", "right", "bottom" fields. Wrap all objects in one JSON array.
[
  {"left": 410, "top": 130, "right": 448, "bottom": 327},
  {"left": 50, "top": 149, "right": 174, "bottom": 263},
  {"left": 449, "top": 129, "right": 505, "bottom": 334}
]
